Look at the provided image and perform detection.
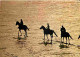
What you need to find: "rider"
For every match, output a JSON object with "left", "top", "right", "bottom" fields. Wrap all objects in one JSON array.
[
  {"left": 60, "top": 25, "right": 66, "bottom": 32},
  {"left": 20, "top": 19, "right": 24, "bottom": 29},
  {"left": 46, "top": 23, "right": 50, "bottom": 30},
  {"left": 20, "top": 19, "right": 23, "bottom": 25}
]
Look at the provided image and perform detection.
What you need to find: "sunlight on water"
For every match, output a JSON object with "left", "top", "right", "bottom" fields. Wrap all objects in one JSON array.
[{"left": 0, "top": 1, "right": 80, "bottom": 57}]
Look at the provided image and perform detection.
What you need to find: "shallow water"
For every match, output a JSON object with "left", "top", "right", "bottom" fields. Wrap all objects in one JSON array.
[{"left": 0, "top": 1, "right": 80, "bottom": 57}]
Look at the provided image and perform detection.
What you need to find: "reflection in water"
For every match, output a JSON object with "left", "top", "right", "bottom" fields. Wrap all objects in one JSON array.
[
  {"left": 39, "top": 40, "right": 52, "bottom": 46},
  {"left": 77, "top": 45, "right": 80, "bottom": 49},
  {"left": 59, "top": 44, "right": 69, "bottom": 49},
  {"left": 16, "top": 40, "right": 26, "bottom": 48},
  {"left": 17, "top": 36, "right": 26, "bottom": 40},
  {"left": 15, "top": 37, "right": 27, "bottom": 48},
  {"left": 13, "top": 36, "right": 26, "bottom": 40}
]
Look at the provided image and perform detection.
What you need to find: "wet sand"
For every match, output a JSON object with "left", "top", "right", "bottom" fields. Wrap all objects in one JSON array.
[{"left": 0, "top": 1, "right": 80, "bottom": 57}]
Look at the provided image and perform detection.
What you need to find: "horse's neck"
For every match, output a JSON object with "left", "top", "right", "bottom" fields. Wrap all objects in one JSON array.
[
  {"left": 18, "top": 23, "right": 21, "bottom": 27},
  {"left": 43, "top": 27, "right": 46, "bottom": 30}
]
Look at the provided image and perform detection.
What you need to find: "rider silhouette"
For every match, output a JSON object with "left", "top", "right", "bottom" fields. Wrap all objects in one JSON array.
[
  {"left": 19, "top": 19, "right": 24, "bottom": 29},
  {"left": 46, "top": 23, "right": 50, "bottom": 30},
  {"left": 60, "top": 25, "right": 66, "bottom": 32},
  {"left": 20, "top": 19, "right": 23, "bottom": 25}
]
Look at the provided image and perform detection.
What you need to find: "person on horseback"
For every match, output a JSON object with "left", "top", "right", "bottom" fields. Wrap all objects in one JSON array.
[
  {"left": 60, "top": 25, "right": 66, "bottom": 33},
  {"left": 46, "top": 23, "right": 50, "bottom": 30},
  {"left": 20, "top": 19, "right": 24, "bottom": 29},
  {"left": 16, "top": 19, "right": 29, "bottom": 38},
  {"left": 20, "top": 19, "right": 23, "bottom": 25},
  {"left": 60, "top": 25, "right": 73, "bottom": 44}
]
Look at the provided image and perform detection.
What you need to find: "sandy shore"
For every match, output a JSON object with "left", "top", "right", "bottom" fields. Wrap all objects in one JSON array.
[{"left": 0, "top": 1, "right": 80, "bottom": 57}]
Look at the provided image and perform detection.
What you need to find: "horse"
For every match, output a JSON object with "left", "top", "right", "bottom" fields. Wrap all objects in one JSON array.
[
  {"left": 16, "top": 21, "right": 29, "bottom": 38},
  {"left": 40, "top": 25, "right": 58, "bottom": 44},
  {"left": 61, "top": 30, "right": 73, "bottom": 44}
]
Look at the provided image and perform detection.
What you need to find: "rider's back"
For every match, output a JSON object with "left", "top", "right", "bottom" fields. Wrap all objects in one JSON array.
[
  {"left": 20, "top": 19, "right": 23, "bottom": 25},
  {"left": 61, "top": 26, "right": 66, "bottom": 33}
]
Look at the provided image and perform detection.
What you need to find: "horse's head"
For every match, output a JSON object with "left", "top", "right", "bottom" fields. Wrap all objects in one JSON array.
[
  {"left": 78, "top": 35, "right": 80, "bottom": 39},
  {"left": 16, "top": 21, "right": 20, "bottom": 25},
  {"left": 40, "top": 25, "right": 45, "bottom": 29}
]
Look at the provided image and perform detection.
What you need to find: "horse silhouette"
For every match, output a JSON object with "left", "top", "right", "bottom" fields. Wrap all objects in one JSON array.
[
  {"left": 16, "top": 21, "right": 29, "bottom": 38},
  {"left": 61, "top": 29, "right": 73, "bottom": 44},
  {"left": 40, "top": 25, "right": 58, "bottom": 44}
]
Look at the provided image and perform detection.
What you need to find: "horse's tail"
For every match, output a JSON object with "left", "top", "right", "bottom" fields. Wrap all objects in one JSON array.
[
  {"left": 69, "top": 35, "right": 73, "bottom": 40},
  {"left": 26, "top": 26, "right": 29, "bottom": 31},
  {"left": 27, "top": 28, "right": 29, "bottom": 30},
  {"left": 53, "top": 30, "right": 58, "bottom": 37}
]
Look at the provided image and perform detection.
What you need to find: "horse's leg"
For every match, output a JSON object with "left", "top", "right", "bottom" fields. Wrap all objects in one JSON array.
[
  {"left": 43, "top": 34, "right": 45, "bottom": 40},
  {"left": 26, "top": 30, "right": 28, "bottom": 37},
  {"left": 63, "top": 37, "right": 64, "bottom": 43},
  {"left": 51, "top": 35, "right": 53, "bottom": 44},
  {"left": 66, "top": 37, "right": 67, "bottom": 44},
  {"left": 61, "top": 37, "right": 62, "bottom": 43},
  {"left": 24, "top": 30, "right": 27, "bottom": 38},
  {"left": 18, "top": 30, "right": 19, "bottom": 37},
  {"left": 50, "top": 34, "right": 53, "bottom": 44},
  {"left": 46, "top": 35, "right": 49, "bottom": 41},
  {"left": 19, "top": 30, "right": 22, "bottom": 36},
  {"left": 44, "top": 34, "right": 45, "bottom": 43},
  {"left": 60, "top": 37, "right": 62, "bottom": 45},
  {"left": 68, "top": 37, "right": 70, "bottom": 44}
]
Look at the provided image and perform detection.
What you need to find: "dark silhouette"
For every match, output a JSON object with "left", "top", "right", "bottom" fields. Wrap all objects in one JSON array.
[
  {"left": 60, "top": 25, "right": 66, "bottom": 32},
  {"left": 46, "top": 23, "right": 50, "bottom": 30},
  {"left": 60, "top": 26, "right": 73, "bottom": 44},
  {"left": 40, "top": 25, "right": 58, "bottom": 44},
  {"left": 39, "top": 41, "right": 52, "bottom": 46},
  {"left": 16, "top": 21, "right": 29, "bottom": 38},
  {"left": 20, "top": 19, "right": 23, "bottom": 25},
  {"left": 78, "top": 35, "right": 80, "bottom": 39},
  {"left": 59, "top": 44, "right": 69, "bottom": 49}
]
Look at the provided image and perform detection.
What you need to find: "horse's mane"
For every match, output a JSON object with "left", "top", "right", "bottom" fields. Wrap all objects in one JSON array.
[{"left": 42, "top": 26, "right": 46, "bottom": 29}]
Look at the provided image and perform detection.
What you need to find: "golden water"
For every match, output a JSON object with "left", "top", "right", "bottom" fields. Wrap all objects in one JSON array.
[{"left": 0, "top": 1, "right": 80, "bottom": 57}]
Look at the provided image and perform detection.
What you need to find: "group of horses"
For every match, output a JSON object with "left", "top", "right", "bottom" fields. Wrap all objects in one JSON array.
[
  {"left": 16, "top": 21, "right": 80, "bottom": 44},
  {"left": 40, "top": 25, "right": 73, "bottom": 44}
]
